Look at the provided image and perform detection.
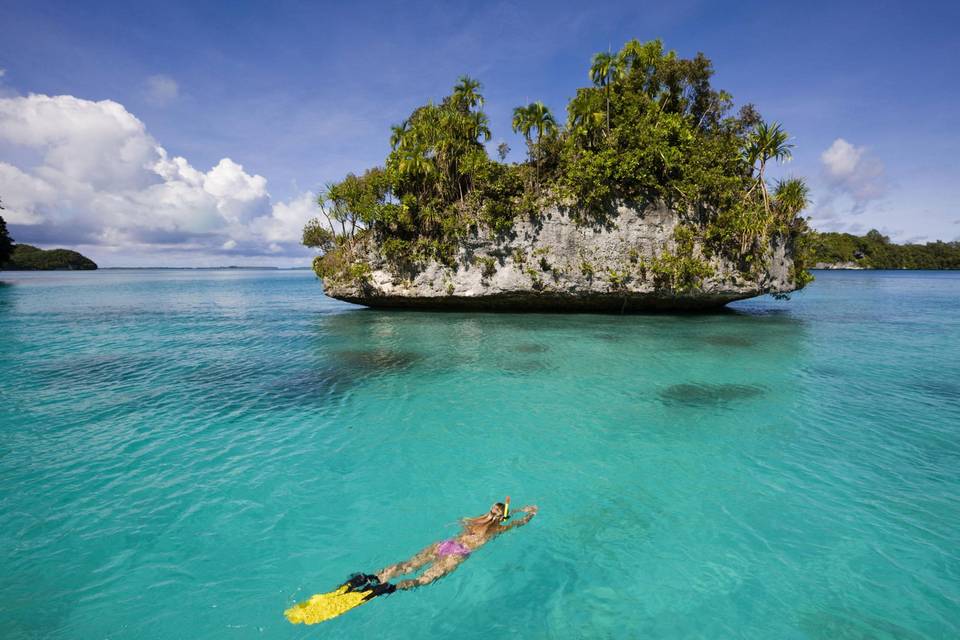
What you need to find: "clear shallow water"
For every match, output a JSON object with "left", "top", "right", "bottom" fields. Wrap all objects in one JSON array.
[{"left": 1, "top": 269, "right": 958, "bottom": 639}]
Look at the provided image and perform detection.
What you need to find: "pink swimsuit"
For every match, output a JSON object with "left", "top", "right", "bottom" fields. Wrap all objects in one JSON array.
[{"left": 436, "top": 539, "right": 471, "bottom": 557}]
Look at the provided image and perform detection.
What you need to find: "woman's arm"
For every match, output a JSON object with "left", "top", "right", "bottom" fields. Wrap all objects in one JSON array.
[{"left": 500, "top": 505, "right": 538, "bottom": 531}]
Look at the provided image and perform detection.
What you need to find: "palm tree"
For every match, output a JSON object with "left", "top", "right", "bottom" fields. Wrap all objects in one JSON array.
[
  {"left": 589, "top": 51, "right": 618, "bottom": 132},
  {"left": 396, "top": 144, "right": 435, "bottom": 199},
  {"left": 470, "top": 110, "right": 492, "bottom": 143},
  {"left": 568, "top": 98, "right": 604, "bottom": 149},
  {"left": 512, "top": 104, "right": 532, "bottom": 141},
  {"left": 512, "top": 102, "right": 557, "bottom": 187},
  {"left": 616, "top": 39, "right": 643, "bottom": 74},
  {"left": 745, "top": 121, "right": 793, "bottom": 213},
  {"left": 389, "top": 120, "right": 410, "bottom": 150},
  {"left": 452, "top": 75, "right": 484, "bottom": 112}
]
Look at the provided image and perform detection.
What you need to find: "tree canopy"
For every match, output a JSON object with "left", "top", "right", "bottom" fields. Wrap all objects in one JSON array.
[
  {"left": 811, "top": 231, "right": 960, "bottom": 269},
  {"left": 2, "top": 244, "right": 98, "bottom": 270},
  {"left": 0, "top": 221, "right": 12, "bottom": 267}
]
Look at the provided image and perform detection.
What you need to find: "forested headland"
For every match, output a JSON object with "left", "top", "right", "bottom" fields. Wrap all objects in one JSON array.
[
  {"left": 2, "top": 244, "right": 98, "bottom": 270},
  {"left": 810, "top": 230, "right": 960, "bottom": 269},
  {"left": 0, "top": 202, "right": 97, "bottom": 270}
]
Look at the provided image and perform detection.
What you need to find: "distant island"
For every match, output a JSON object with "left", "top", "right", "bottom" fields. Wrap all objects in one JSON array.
[
  {"left": 810, "top": 230, "right": 960, "bottom": 270},
  {"left": 2, "top": 244, "right": 98, "bottom": 270},
  {"left": 303, "top": 39, "right": 814, "bottom": 311},
  {"left": 1, "top": 207, "right": 98, "bottom": 270}
]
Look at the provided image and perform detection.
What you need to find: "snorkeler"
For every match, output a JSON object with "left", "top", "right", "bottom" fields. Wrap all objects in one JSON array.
[
  {"left": 376, "top": 498, "right": 538, "bottom": 590},
  {"left": 284, "top": 498, "right": 538, "bottom": 625}
]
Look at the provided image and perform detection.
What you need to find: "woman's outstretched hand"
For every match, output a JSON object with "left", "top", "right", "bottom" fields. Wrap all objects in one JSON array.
[{"left": 519, "top": 505, "right": 538, "bottom": 515}]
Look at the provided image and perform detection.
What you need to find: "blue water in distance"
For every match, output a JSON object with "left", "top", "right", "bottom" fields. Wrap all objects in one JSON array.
[{"left": 1, "top": 269, "right": 958, "bottom": 639}]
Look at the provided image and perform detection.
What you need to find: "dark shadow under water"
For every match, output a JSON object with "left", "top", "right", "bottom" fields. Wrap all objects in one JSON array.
[{"left": 658, "top": 383, "right": 766, "bottom": 408}]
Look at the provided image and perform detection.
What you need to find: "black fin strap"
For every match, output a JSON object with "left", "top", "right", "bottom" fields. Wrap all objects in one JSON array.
[{"left": 362, "top": 582, "right": 397, "bottom": 601}]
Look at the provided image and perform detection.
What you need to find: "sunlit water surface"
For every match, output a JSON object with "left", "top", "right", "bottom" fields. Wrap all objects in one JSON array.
[{"left": 1, "top": 269, "right": 958, "bottom": 639}]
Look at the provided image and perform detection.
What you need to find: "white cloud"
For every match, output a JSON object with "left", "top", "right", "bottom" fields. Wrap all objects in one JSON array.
[
  {"left": 144, "top": 74, "right": 179, "bottom": 107},
  {"left": 0, "top": 93, "right": 318, "bottom": 264},
  {"left": 252, "top": 191, "right": 317, "bottom": 244},
  {"left": 819, "top": 138, "right": 886, "bottom": 212}
]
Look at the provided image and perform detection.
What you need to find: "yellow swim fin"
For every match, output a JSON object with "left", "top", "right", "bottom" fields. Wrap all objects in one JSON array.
[{"left": 285, "top": 576, "right": 395, "bottom": 625}]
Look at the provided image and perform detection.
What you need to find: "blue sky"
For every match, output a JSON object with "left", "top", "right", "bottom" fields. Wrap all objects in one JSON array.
[{"left": 1, "top": 0, "right": 957, "bottom": 266}]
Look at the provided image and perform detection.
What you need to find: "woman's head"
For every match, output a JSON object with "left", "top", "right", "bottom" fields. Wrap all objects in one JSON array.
[{"left": 464, "top": 502, "right": 506, "bottom": 531}]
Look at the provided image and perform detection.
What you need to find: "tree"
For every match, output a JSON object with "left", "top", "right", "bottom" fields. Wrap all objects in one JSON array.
[
  {"left": 512, "top": 102, "right": 557, "bottom": 187},
  {"left": 324, "top": 169, "right": 391, "bottom": 238},
  {"left": 389, "top": 120, "right": 410, "bottom": 150},
  {"left": 0, "top": 197, "right": 13, "bottom": 265},
  {"left": 567, "top": 89, "right": 605, "bottom": 149},
  {"left": 589, "top": 51, "right": 618, "bottom": 131},
  {"left": 496, "top": 142, "right": 510, "bottom": 161},
  {"left": 452, "top": 75, "right": 484, "bottom": 112},
  {"left": 745, "top": 121, "right": 793, "bottom": 213},
  {"left": 301, "top": 217, "right": 336, "bottom": 252},
  {"left": 773, "top": 178, "right": 809, "bottom": 219}
]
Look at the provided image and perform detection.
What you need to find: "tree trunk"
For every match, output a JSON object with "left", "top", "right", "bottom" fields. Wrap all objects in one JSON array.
[
  {"left": 318, "top": 202, "right": 334, "bottom": 235},
  {"left": 536, "top": 131, "right": 541, "bottom": 193},
  {"left": 605, "top": 85, "right": 610, "bottom": 132},
  {"left": 758, "top": 160, "right": 770, "bottom": 214}
]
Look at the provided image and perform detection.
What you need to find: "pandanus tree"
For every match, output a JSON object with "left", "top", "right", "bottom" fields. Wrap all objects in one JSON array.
[
  {"left": 745, "top": 121, "right": 793, "bottom": 213},
  {"left": 589, "top": 51, "right": 619, "bottom": 132},
  {"left": 773, "top": 178, "right": 810, "bottom": 226},
  {"left": 512, "top": 101, "right": 557, "bottom": 188}
]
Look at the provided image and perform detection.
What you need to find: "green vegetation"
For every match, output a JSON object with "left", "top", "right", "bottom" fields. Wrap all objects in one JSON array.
[
  {"left": 304, "top": 39, "right": 812, "bottom": 290},
  {"left": 3, "top": 244, "right": 98, "bottom": 270},
  {"left": 0, "top": 221, "right": 12, "bottom": 268},
  {"left": 651, "top": 226, "right": 716, "bottom": 293},
  {"left": 810, "top": 230, "right": 960, "bottom": 269}
]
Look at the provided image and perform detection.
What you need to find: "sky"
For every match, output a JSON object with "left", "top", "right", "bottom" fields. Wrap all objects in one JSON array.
[{"left": 0, "top": 0, "right": 957, "bottom": 267}]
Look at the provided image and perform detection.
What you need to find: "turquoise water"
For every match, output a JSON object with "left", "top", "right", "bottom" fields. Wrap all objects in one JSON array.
[{"left": 1, "top": 269, "right": 958, "bottom": 639}]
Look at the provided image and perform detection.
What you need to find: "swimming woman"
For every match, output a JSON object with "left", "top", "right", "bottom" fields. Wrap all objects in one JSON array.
[
  {"left": 376, "top": 500, "right": 538, "bottom": 591},
  {"left": 283, "top": 500, "right": 537, "bottom": 624}
]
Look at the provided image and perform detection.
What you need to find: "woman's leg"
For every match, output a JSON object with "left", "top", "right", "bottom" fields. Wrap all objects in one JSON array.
[
  {"left": 376, "top": 543, "right": 437, "bottom": 582},
  {"left": 397, "top": 554, "right": 465, "bottom": 590}
]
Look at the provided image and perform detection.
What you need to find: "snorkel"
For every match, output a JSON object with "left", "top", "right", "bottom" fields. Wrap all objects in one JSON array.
[{"left": 502, "top": 496, "right": 511, "bottom": 522}]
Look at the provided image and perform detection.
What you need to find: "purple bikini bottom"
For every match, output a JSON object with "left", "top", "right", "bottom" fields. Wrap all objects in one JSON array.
[{"left": 436, "top": 539, "right": 471, "bottom": 558}]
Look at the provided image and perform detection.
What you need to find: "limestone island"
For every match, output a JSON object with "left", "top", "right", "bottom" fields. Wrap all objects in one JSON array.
[{"left": 303, "top": 39, "right": 813, "bottom": 312}]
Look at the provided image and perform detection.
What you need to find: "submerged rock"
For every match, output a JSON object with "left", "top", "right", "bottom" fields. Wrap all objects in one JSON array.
[
  {"left": 321, "top": 204, "right": 798, "bottom": 313},
  {"left": 658, "top": 382, "right": 765, "bottom": 407}
]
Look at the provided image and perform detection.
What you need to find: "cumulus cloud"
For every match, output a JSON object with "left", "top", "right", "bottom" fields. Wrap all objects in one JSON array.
[
  {"left": 0, "top": 93, "right": 317, "bottom": 264},
  {"left": 819, "top": 138, "right": 886, "bottom": 213},
  {"left": 143, "top": 74, "right": 179, "bottom": 107}
]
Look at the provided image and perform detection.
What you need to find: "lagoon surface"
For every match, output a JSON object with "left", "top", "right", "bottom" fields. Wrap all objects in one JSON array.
[{"left": 1, "top": 269, "right": 958, "bottom": 639}]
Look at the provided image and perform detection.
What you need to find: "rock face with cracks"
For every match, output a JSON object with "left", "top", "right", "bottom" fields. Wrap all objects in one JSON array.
[{"left": 321, "top": 204, "right": 798, "bottom": 312}]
